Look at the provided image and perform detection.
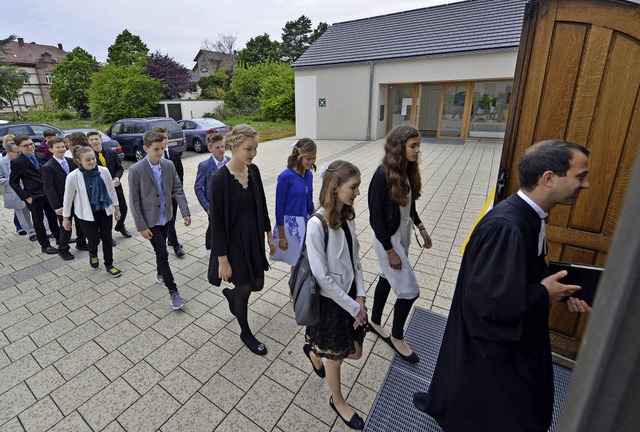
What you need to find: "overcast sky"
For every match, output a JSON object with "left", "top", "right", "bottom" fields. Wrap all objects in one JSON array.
[{"left": 2, "top": 0, "right": 465, "bottom": 67}]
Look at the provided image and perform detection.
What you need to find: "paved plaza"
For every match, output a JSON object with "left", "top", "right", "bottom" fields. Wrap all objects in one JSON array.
[{"left": 0, "top": 137, "right": 501, "bottom": 431}]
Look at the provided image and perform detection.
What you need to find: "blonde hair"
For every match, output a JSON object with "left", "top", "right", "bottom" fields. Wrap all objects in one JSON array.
[
  {"left": 2, "top": 134, "right": 15, "bottom": 146},
  {"left": 318, "top": 160, "right": 360, "bottom": 229},
  {"left": 223, "top": 124, "right": 258, "bottom": 151},
  {"left": 73, "top": 145, "right": 94, "bottom": 163}
]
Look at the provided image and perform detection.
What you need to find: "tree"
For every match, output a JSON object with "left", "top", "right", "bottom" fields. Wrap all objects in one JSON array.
[
  {"left": 145, "top": 51, "right": 191, "bottom": 99},
  {"left": 311, "top": 22, "right": 329, "bottom": 44},
  {"left": 107, "top": 30, "right": 149, "bottom": 66},
  {"left": 88, "top": 65, "right": 163, "bottom": 122},
  {"left": 226, "top": 61, "right": 293, "bottom": 115},
  {"left": 0, "top": 34, "right": 24, "bottom": 111},
  {"left": 259, "top": 66, "right": 294, "bottom": 121},
  {"left": 236, "top": 34, "right": 281, "bottom": 67},
  {"left": 280, "top": 16, "right": 329, "bottom": 62},
  {"left": 49, "top": 47, "right": 98, "bottom": 116},
  {"left": 201, "top": 33, "right": 238, "bottom": 55},
  {"left": 198, "top": 67, "right": 230, "bottom": 99}
]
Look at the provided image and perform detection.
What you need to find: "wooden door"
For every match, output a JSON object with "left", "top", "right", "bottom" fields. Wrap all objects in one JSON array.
[{"left": 496, "top": 0, "right": 640, "bottom": 361}]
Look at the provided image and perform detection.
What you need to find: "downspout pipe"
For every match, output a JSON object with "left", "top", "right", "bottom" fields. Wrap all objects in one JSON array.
[{"left": 366, "top": 61, "right": 374, "bottom": 141}]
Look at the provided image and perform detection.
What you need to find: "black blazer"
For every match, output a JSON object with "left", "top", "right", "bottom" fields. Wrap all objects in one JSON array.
[
  {"left": 9, "top": 153, "right": 46, "bottom": 201},
  {"left": 95, "top": 148, "right": 124, "bottom": 180},
  {"left": 207, "top": 164, "right": 271, "bottom": 286},
  {"left": 41, "top": 157, "right": 77, "bottom": 210},
  {"left": 165, "top": 147, "right": 184, "bottom": 183},
  {"left": 368, "top": 165, "right": 422, "bottom": 250}
]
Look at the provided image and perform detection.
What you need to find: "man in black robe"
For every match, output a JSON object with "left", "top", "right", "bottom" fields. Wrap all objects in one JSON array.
[{"left": 413, "top": 140, "right": 592, "bottom": 431}]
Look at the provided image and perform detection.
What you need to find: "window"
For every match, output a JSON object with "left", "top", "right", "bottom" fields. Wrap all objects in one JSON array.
[
  {"left": 132, "top": 123, "right": 145, "bottom": 134},
  {"left": 468, "top": 81, "right": 512, "bottom": 139},
  {"left": 45, "top": 73, "right": 52, "bottom": 84},
  {"left": 201, "top": 68, "right": 209, "bottom": 75},
  {"left": 23, "top": 92, "right": 35, "bottom": 106},
  {"left": 8, "top": 125, "right": 30, "bottom": 135},
  {"left": 22, "top": 73, "right": 29, "bottom": 84}
]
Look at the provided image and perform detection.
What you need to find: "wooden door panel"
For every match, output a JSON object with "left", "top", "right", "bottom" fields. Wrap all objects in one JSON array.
[{"left": 498, "top": 0, "right": 640, "bottom": 362}]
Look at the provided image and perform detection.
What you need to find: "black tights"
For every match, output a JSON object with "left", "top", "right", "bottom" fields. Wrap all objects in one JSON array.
[
  {"left": 228, "top": 279, "right": 264, "bottom": 338},
  {"left": 370, "top": 276, "right": 418, "bottom": 340}
]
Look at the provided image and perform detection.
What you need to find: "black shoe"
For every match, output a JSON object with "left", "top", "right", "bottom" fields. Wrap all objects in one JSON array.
[
  {"left": 387, "top": 337, "right": 420, "bottom": 363},
  {"left": 41, "top": 245, "right": 58, "bottom": 254},
  {"left": 29, "top": 234, "right": 37, "bottom": 242},
  {"left": 76, "top": 243, "right": 89, "bottom": 251},
  {"left": 329, "top": 397, "right": 364, "bottom": 430},
  {"left": 111, "top": 239, "right": 117, "bottom": 247},
  {"left": 303, "top": 343, "right": 325, "bottom": 378},
  {"left": 116, "top": 227, "right": 132, "bottom": 238},
  {"left": 173, "top": 244, "right": 185, "bottom": 258},
  {"left": 222, "top": 288, "right": 235, "bottom": 316},
  {"left": 413, "top": 392, "right": 429, "bottom": 413},
  {"left": 240, "top": 332, "right": 267, "bottom": 356},
  {"left": 367, "top": 323, "right": 391, "bottom": 344},
  {"left": 18, "top": 230, "right": 27, "bottom": 236},
  {"left": 58, "top": 250, "right": 74, "bottom": 261}
]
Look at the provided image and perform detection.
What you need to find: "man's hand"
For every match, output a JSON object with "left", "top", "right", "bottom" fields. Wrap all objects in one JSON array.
[
  {"left": 25, "top": 197, "right": 33, "bottom": 204},
  {"left": 566, "top": 297, "right": 591, "bottom": 313},
  {"left": 62, "top": 218, "right": 72, "bottom": 231},
  {"left": 183, "top": 216, "right": 191, "bottom": 226},
  {"left": 113, "top": 177, "right": 121, "bottom": 187},
  {"left": 140, "top": 229, "right": 153, "bottom": 240},
  {"left": 55, "top": 209, "right": 63, "bottom": 216},
  {"left": 541, "top": 270, "right": 581, "bottom": 302}
]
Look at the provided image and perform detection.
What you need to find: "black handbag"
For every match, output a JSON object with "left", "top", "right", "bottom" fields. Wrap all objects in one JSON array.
[{"left": 289, "top": 213, "right": 328, "bottom": 326}]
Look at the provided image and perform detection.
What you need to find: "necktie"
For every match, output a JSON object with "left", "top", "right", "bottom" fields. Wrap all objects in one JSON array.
[
  {"left": 98, "top": 152, "right": 107, "bottom": 167},
  {"left": 29, "top": 155, "right": 40, "bottom": 171},
  {"left": 61, "top": 159, "right": 69, "bottom": 174},
  {"left": 538, "top": 217, "right": 547, "bottom": 256}
]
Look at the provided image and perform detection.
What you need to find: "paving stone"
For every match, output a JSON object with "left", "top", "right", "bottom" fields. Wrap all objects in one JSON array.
[
  {"left": 0, "top": 350, "right": 10, "bottom": 369},
  {"left": 54, "top": 340, "right": 107, "bottom": 380},
  {"left": 26, "top": 365, "right": 66, "bottom": 399},
  {"left": 47, "top": 412, "right": 92, "bottom": 432},
  {"left": 122, "top": 360, "right": 163, "bottom": 395},
  {"left": 3, "top": 285, "right": 43, "bottom": 309},
  {"left": 4, "top": 336, "right": 37, "bottom": 361},
  {"left": 94, "top": 319, "right": 141, "bottom": 352},
  {"left": 66, "top": 306, "right": 96, "bottom": 326},
  {"left": 192, "top": 312, "right": 227, "bottom": 335},
  {"left": 95, "top": 350, "right": 134, "bottom": 381},
  {"left": 41, "top": 303, "right": 70, "bottom": 322},
  {"left": 78, "top": 378, "right": 139, "bottom": 431},
  {"left": 30, "top": 316, "right": 76, "bottom": 348},
  {"left": 160, "top": 392, "right": 225, "bottom": 432},
  {"left": 159, "top": 367, "right": 202, "bottom": 404},
  {"left": 63, "top": 288, "right": 102, "bottom": 312},
  {"left": 199, "top": 374, "right": 245, "bottom": 414},
  {"left": 0, "top": 355, "right": 41, "bottom": 394},
  {"left": 93, "top": 302, "right": 136, "bottom": 330},
  {"left": 277, "top": 403, "right": 331, "bottom": 432},
  {"left": 117, "top": 327, "right": 166, "bottom": 364},
  {"left": 117, "top": 385, "right": 180, "bottom": 432},
  {"left": 0, "top": 417, "right": 24, "bottom": 432},
  {"left": 264, "top": 358, "right": 309, "bottom": 394},
  {"left": 18, "top": 396, "right": 63, "bottom": 432},
  {"left": 0, "top": 383, "right": 36, "bottom": 426},
  {"left": 50, "top": 366, "right": 109, "bottom": 415},
  {"left": 145, "top": 337, "right": 195, "bottom": 376},
  {"left": 4, "top": 313, "right": 49, "bottom": 343},
  {"left": 128, "top": 309, "right": 159, "bottom": 330},
  {"left": 260, "top": 312, "right": 299, "bottom": 346},
  {"left": 218, "top": 346, "right": 271, "bottom": 392},
  {"left": 87, "top": 291, "right": 126, "bottom": 315},
  {"left": 25, "top": 291, "right": 65, "bottom": 315},
  {"left": 212, "top": 408, "right": 262, "bottom": 432},
  {"left": 181, "top": 341, "right": 232, "bottom": 384},
  {"left": 57, "top": 320, "right": 103, "bottom": 352},
  {"left": 237, "top": 375, "right": 294, "bottom": 431},
  {"left": 0, "top": 274, "right": 17, "bottom": 291},
  {"left": 177, "top": 323, "right": 212, "bottom": 349},
  {"left": 151, "top": 310, "right": 195, "bottom": 338},
  {"left": 32, "top": 340, "right": 67, "bottom": 369}
]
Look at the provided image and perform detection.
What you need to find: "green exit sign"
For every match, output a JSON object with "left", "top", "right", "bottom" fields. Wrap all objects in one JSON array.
[{"left": 318, "top": 98, "right": 326, "bottom": 107}]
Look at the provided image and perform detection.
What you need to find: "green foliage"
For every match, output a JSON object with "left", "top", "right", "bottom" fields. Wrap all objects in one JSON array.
[
  {"left": 88, "top": 65, "right": 163, "bottom": 123},
  {"left": 280, "top": 16, "right": 328, "bottom": 63},
  {"left": 259, "top": 68, "right": 294, "bottom": 121},
  {"left": 50, "top": 47, "right": 98, "bottom": 116},
  {"left": 9, "top": 107, "right": 75, "bottom": 122},
  {"left": 198, "top": 67, "right": 231, "bottom": 99},
  {"left": 0, "top": 65, "right": 23, "bottom": 110},
  {"left": 236, "top": 34, "right": 281, "bottom": 67},
  {"left": 107, "top": 30, "right": 149, "bottom": 66}
]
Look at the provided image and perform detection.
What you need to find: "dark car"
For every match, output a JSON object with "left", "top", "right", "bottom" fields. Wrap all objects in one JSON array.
[
  {"left": 106, "top": 117, "right": 187, "bottom": 161},
  {"left": 62, "top": 129, "right": 125, "bottom": 161},
  {"left": 178, "top": 118, "right": 231, "bottom": 153},
  {"left": 0, "top": 122, "right": 62, "bottom": 150}
]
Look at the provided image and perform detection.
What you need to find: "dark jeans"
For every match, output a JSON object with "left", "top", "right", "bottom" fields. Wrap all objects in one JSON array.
[
  {"left": 26, "top": 196, "right": 60, "bottom": 247},
  {"left": 78, "top": 210, "right": 113, "bottom": 267},
  {"left": 14, "top": 214, "right": 22, "bottom": 232},
  {"left": 149, "top": 223, "right": 177, "bottom": 293},
  {"left": 114, "top": 185, "right": 128, "bottom": 231},
  {"left": 56, "top": 215, "right": 72, "bottom": 253},
  {"left": 166, "top": 197, "right": 179, "bottom": 246}
]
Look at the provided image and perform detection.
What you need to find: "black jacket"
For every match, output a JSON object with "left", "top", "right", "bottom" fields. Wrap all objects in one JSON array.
[
  {"left": 368, "top": 165, "right": 422, "bottom": 250},
  {"left": 164, "top": 147, "right": 184, "bottom": 183},
  {"left": 9, "top": 153, "right": 46, "bottom": 201},
  {"left": 95, "top": 148, "right": 123, "bottom": 180},
  {"left": 41, "top": 157, "right": 77, "bottom": 210}
]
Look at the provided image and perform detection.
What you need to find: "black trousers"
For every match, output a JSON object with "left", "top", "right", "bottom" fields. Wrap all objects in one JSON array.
[
  {"left": 26, "top": 196, "right": 60, "bottom": 247},
  {"left": 166, "top": 197, "right": 179, "bottom": 246},
  {"left": 149, "top": 223, "right": 177, "bottom": 293},
  {"left": 205, "top": 222, "right": 211, "bottom": 251},
  {"left": 114, "top": 185, "right": 128, "bottom": 231},
  {"left": 56, "top": 215, "right": 72, "bottom": 253},
  {"left": 78, "top": 210, "right": 113, "bottom": 267}
]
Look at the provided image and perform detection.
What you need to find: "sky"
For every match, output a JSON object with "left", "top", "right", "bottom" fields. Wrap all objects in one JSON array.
[{"left": 2, "top": 0, "right": 465, "bottom": 67}]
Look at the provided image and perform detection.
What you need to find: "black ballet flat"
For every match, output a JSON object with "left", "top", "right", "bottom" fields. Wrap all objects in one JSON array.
[
  {"left": 387, "top": 337, "right": 420, "bottom": 363},
  {"left": 329, "top": 396, "right": 364, "bottom": 430},
  {"left": 303, "top": 344, "right": 325, "bottom": 378},
  {"left": 240, "top": 333, "right": 267, "bottom": 356},
  {"left": 367, "top": 323, "right": 391, "bottom": 344}
]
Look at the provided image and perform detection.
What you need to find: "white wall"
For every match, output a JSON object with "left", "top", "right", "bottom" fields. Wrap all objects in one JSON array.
[
  {"left": 294, "top": 50, "right": 518, "bottom": 140},
  {"left": 159, "top": 99, "right": 224, "bottom": 119}
]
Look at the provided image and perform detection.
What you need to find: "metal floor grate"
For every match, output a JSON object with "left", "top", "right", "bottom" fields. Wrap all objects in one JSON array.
[{"left": 365, "top": 307, "right": 572, "bottom": 432}]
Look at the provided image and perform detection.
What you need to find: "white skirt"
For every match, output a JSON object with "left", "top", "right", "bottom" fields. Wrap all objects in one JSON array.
[
  {"left": 270, "top": 215, "right": 306, "bottom": 266},
  {"left": 372, "top": 217, "right": 420, "bottom": 299}
]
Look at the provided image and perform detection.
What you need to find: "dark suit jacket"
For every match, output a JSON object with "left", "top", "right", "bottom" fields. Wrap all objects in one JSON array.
[
  {"left": 9, "top": 153, "right": 46, "bottom": 201},
  {"left": 164, "top": 148, "right": 184, "bottom": 183},
  {"left": 41, "top": 157, "right": 77, "bottom": 210},
  {"left": 95, "top": 148, "right": 124, "bottom": 180}
]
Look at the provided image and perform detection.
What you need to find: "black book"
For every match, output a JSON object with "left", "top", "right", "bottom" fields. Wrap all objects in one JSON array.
[{"left": 548, "top": 261, "right": 604, "bottom": 306}]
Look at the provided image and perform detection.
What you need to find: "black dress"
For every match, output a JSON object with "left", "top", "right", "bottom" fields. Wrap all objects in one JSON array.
[{"left": 306, "top": 220, "right": 366, "bottom": 360}]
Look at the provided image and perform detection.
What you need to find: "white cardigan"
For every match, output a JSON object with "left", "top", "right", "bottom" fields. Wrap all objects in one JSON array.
[
  {"left": 63, "top": 167, "right": 118, "bottom": 221},
  {"left": 305, "top": 208, "right": 366, "bottom": 317}
]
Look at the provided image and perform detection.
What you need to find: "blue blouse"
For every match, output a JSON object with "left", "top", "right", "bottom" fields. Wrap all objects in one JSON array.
[{"left": 275, "top": 168, "right": 314, "bottom": 226}]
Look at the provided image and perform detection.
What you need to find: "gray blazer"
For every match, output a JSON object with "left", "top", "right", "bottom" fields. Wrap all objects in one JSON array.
[
  {"left": 0, "top": 155, "right": 25, "bottom": 209},
  {"left": 128, "top": 156, "right": 190, "bottom": 232}
]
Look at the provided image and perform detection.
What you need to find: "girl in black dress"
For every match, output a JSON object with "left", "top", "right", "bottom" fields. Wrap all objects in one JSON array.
[{"left": 208, "top": 125, "right": 276, "bottom": 355}]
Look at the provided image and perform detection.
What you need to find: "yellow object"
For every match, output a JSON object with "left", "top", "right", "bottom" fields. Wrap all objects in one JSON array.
[
  {"left": 460, "top": 187, "right": 496, "bottom": 254},
  {"left": 98, "top": 152, "right": 107, "bottom": 167}
]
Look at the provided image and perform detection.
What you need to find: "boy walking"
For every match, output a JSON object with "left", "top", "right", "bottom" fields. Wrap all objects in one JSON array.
[{"left": 129, "top": 131, "right": 191, "bottom": 310}]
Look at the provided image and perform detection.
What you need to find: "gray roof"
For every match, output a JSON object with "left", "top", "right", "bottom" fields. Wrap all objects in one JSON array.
[{"left": 293, "top": 0, "right": 528, "bottom": 68}]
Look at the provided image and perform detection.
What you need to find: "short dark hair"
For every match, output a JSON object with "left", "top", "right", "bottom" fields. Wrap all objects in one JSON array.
[
  {"left": 43, "top": 129, "right": 57, "bottom": 139},
  {"left": 67, "top": 132, "right": 89, "bottom": 148},
  {"left": 86, "top": 130, "right": 101, "bottom": 138},
  {"left": 518, "top": 139, "right": 590, "bottom": 190},
  {"left": 47, "top": 137, "right": 65, "bottom": 148},
  {"left": 206, "top": 133, "right": 223, "bottom": 144},
  {"left": 144, "top": 130, "right": 165, "bottom": 148},
  {"left": 150, "top": 126, "right": 168, "bottom": 135},
  {"left": 13, "top": 135, "right": 31, "bottom": 146}
]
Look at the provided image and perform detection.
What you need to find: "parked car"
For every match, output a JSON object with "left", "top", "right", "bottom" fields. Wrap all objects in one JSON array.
[
  {"left": 0, "top": 122, "right": 62, "bottom": 150},
  {"left": 105, "top": 117, "right": 186, "bottom": 161},
  {"left": 178, "top": 118, "right": 231, "bottom": 153},
  {"left": 62, "top": 129, "right": 125, "bottom": 161}
]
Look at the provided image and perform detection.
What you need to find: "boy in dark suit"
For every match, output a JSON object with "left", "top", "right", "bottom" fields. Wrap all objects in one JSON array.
[
  {"left": 129, "top": 131, "right": 191, "bottom": 310},
  {"left": 41, "top": 137, "right": 82, "bottom": 260},
  {"left": 9, "top": 135, "right": 59, "bottom": 254},
  {"left": 87, "top": 130, "right": 131, "bottom": 239}
]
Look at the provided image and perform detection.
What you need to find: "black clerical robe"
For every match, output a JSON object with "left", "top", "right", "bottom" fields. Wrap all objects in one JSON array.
[{"left": 425, "top": 193, "right": 554, "bottom": 432}]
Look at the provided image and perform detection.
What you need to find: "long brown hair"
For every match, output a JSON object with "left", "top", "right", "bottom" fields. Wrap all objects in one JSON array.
[
  {"left": 287, "top": 138, "right": 317, "bottom": 172},
  {"left": 319, "top": 160, "right": 360, "bottom": 229},
  {"left": 382, "top": 125, "right": 422, "bottom": 207}
]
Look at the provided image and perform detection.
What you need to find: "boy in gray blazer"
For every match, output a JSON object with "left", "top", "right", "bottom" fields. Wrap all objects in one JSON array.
[{"left": 128, "top": 131, "right": 191, "bottom": 310}]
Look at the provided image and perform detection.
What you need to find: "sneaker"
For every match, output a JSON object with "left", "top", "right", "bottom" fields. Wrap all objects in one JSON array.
[
  {"left": 76, "top": 243, "right": 89, "bottom": 251},
  {"left": 18, "top": 230, "right": 27, "bottom": 236},
  {"left": 170, "top": 291, "right": 185, "bottom": 310},
  {"left": 156, "top": 274, "right": 165, "bottom": 285},
  {"left": 58, "top": 250, "right": 75, "bottom": 261},
  {"left": 106, "top": 266, "right": 122, "bottom": 277},
  {"left": 89, "top": 253, "right": 99, "bottom": 269}
]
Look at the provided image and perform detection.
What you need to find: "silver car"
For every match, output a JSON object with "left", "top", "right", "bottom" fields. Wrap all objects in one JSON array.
[{"left": 178, "top": 118, "right": 231, "bottom": 153}]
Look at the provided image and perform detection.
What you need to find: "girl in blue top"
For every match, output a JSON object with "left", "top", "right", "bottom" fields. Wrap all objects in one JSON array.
[{"left": 271, "top": 138, "right": 317, "bottom": 267}]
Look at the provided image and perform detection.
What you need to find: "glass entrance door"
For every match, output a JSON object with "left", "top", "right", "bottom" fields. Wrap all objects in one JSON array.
[
  {"left": 438, "top": 84, "right": 470, "bottom": 138},
  {"left": 387, "top": 84, "right": 415, "bottom": 131}
]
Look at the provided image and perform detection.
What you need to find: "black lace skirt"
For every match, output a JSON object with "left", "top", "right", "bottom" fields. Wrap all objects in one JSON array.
[{"left": 305, "top": 294, "right": 366, "bottom": 360}]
